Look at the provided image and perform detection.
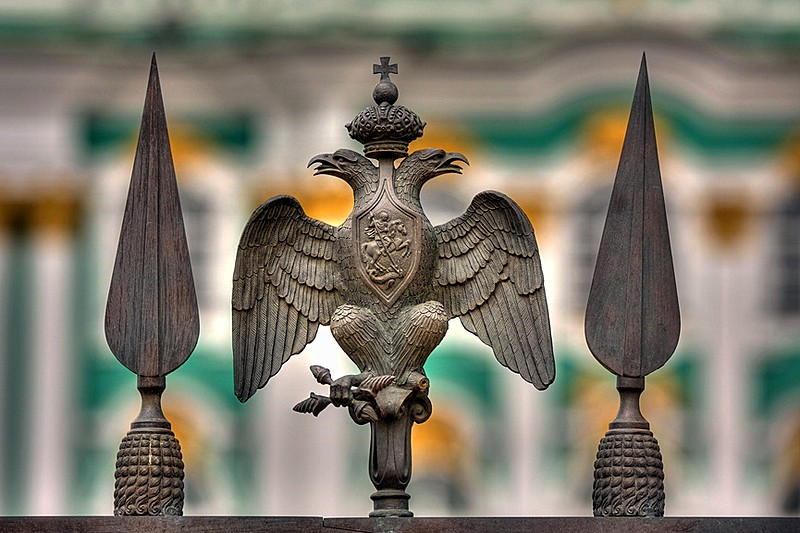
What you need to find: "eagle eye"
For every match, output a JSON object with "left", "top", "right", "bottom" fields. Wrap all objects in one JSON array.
[
  {"left": 334, "top": 150, "right": 358, "bottom": 163},
  {"left": 419, "top": 148, "right": 445, "bottom": 161}
]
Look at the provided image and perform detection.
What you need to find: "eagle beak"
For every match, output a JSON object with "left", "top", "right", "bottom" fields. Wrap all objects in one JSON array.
[
  {"left": 435, "top": 152, "right": 469, "bottom": 176},
  {"left": 308, "top": 153, "right": 342, "bottom": 177}
]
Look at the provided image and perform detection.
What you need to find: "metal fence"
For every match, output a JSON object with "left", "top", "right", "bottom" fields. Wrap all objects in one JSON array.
[{"left": 0, "top": 55, "right": 797, "bottom": 532}]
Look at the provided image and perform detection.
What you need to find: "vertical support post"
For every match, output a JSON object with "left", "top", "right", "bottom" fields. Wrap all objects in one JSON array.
[
  {"left": 28, "top": 198, "right": 78, "bottom": 514},
  {"left": 366, "top": 388, "right": 431, "bottom": 517},
  {"left": 368, "top": 413, "right": 414, "bottom": 517}
]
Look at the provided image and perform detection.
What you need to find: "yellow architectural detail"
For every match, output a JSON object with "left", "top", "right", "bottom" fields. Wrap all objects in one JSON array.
[
  {"left": 412, "top": 409, "right": 471, "bottom": 479},
  {"left": 703, "top": 196, "right": 754, "bottom": 251},
  {"left": 0, "top": 189, "right": 81, "bottom": 234},
  {"left": 583, "top": 108, "right": 630, "bottom": 163},
  {"left": 582, "top": 108, "right": 671, "bottom": 172},
  {"left": 409, "top": 120, "right": 475, "bottom": 156},
  {"left": 505, "top": 188, "right": 554, "bottom": 241},
  {"left": 782, "top": 132, "right": 800, "bottom": 187},
  {"left": 254, "top": 174, "right": 354, "bottom": 226}
]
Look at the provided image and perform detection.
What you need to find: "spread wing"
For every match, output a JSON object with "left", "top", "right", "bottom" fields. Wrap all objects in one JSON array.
[
  {"left": 434, "top": 191, "right": 554, "bottom": 389},
  {"left": 232, "top": 195, "right": 341, "bottom": 402}
]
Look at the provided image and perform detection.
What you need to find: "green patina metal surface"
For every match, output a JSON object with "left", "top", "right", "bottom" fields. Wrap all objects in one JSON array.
[{"left": 3, "top": 231, "right": 32, "bottom": 513}]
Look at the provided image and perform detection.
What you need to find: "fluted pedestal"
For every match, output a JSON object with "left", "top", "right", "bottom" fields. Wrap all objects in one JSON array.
[{"left": 367, "top": 392, "right": 431, "bottom": 517}]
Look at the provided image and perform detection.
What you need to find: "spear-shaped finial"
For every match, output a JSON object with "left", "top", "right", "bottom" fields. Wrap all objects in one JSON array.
[
  {"left": 105, "top": 53, "right": 199, "bottom": 375},
  {"left": 585, "top": 54, "right": 680, "bottom": 517},
  {"left": 105, "top": 54, "right": 199, "bottom": 516}
]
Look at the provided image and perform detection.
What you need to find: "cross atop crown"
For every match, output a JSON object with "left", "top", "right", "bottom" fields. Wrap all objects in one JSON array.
[{"left": 373, "top": 57, "right": 398, "bottom": 82}]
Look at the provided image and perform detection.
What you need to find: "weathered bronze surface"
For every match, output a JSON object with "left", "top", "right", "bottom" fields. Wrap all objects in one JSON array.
[
  {"left": 105, "top": 54, "right": 199, "bottom": 516},
  {"left": 0, "top": 516, "right": 797, "bottom": 533},
  {"left": 585, "top": 54, "right": 679, "bottom": 517},
  {"left": 323, "top": 517, "right": 800, "bottom": 533},
  {"left": 232, "top": 57, "right": 554, "bottom": 516},
  {"left": 0, "top": 517, "right": 325, "bottom": 532}
]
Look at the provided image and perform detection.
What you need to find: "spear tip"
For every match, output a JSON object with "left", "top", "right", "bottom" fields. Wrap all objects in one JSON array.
[
  {"left": 585, "top": 55, "right": 679, "bottom": 378},
  {"left": 105, "top": 56, "right": 199, "bottom": 377}
]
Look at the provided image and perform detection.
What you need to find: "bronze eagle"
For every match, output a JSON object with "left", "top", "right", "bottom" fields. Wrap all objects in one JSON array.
[
  {"left": 231, "top": 58, "right": 554, "bottom": 516},
  {"left": 232, "top": 146, "right": 554, "bottom": 401}
]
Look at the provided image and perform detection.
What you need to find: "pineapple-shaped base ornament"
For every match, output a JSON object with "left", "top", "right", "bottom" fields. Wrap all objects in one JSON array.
[
  {"left": 114, "top": 377, "right": 185, "bottom": 516},
  {"left": 592, "top": 377, "right": 665, "bottom": 516}
]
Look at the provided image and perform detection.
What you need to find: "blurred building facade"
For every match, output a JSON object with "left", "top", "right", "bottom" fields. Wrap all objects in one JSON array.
[{"left": 0, "top": 0, "right": 798, "bottom": 517}]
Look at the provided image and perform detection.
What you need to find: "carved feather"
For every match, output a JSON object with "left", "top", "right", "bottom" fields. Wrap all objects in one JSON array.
[
  {"left": 330, "top": 305, "right": 389, "bottom": 374},
  {"left": 233, "top": 195, "right": 341, "bottom": 402},
  {"left": 434, "top": 191, "right": 554, "bottom": 390},
  {"left": 391, "top": 301, "right": 449, "bottom": 379}
]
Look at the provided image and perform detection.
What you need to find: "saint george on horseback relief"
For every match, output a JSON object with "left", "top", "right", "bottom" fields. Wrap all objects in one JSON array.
[
  {"left": 232, "top": 57, "right": 555, "bottom": 516},
  {"left": 361, "top": 210, "right": 411, "bottom": 288}
]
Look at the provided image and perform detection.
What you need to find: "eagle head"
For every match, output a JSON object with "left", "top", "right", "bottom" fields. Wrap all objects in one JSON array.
[
  {"left": 308, "top": 149, "right": 377, "bottom": 192},
  {"left": 394, "top": 148, "right": 469, "bottom": 199},
  {"left": 407, "top": 148, "right": 468, "bottom": 180}
]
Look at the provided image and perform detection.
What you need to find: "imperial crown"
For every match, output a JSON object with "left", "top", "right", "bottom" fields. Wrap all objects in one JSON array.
[{"left": 345, "top": 57, "right": 425, "bottom": 158}]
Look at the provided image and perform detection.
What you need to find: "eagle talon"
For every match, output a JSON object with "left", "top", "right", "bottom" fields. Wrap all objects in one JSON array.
[
  {"left": 358, "top": 374, "right": 397, "bottom": 397},
  {"left": 331, "top": 372, "right": 370, "bottom": 404},
  {"left": 349, "top": 400, "right": 380, "bottom": 424}
]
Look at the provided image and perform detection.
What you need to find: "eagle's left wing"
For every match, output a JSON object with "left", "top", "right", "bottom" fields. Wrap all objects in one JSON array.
[
  {"left": 434, "top": 191, "right": 555, "bottom": 389},
  {"left": 232, "top": 195, "right": 341, "bottom": 402}
]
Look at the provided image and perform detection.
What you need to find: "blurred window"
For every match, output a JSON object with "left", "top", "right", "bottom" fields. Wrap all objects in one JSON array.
[
  {"left": 181, "top": 187, "right": 215, "bottom": 315},
  {"left": 776, "top": 194, "right": 800, "bottom": 314},
  {"left": 572, "top": 185, "right": 611, "bottom": 313}
]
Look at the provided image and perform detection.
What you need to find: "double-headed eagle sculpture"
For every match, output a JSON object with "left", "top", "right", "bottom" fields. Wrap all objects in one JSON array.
[{"left": 232, "top": 58, "right": 554, "bottom": 516}]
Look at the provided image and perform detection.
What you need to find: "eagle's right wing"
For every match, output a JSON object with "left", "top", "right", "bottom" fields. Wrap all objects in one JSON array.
[
  {"left": 232, "top": 195, "right": 341, "bottom": 402},
  {"left": 434, "top": 191, "right": 555, "bottom": 390}
]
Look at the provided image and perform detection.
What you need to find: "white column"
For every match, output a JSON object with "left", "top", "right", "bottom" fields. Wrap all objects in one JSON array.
[
  {"left": 257, "top": 328, "right": 355, "bottom": 515},
  {"left": 505, "top": 372, "right": 542, "bottom": 515},
  {"left": 26, "top": 211, "right": 73, "bottom": 514},
  {"left": 708, "top": 257, "right": 749, "bottom": 515}
]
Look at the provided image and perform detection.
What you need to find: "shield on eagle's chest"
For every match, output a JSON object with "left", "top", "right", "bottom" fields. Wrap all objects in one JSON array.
[{"left": 354, "top": 184, "right": 423, "bottom": 305}]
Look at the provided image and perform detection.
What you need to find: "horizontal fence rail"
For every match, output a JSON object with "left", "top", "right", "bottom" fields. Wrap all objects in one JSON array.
[{"left": 0, "top": 517, "right": 797, "bottom": 532}]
